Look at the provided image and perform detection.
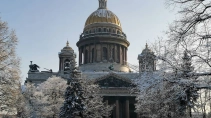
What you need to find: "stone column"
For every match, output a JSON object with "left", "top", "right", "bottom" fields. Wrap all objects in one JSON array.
[
  {"left": 59, "top": 57, "right": 61, "bottom": 71},
  {"left": 89, "top": 45, "right": 91, "bottom": 63},
  {"left": 136, "top": 113, "right": 140, "bottom": 118},
  {"left": 125, "top": 99, "right": 130, "bottom": 118},
  {"left": 119, "top": 45, "right": 122, "bottom": 65},
  {"left": 101, "top": 43, "right": 103, "bottom": 62},
  {"left": 126, "top": 47, "right": 127, "bottom": 65},
  {"left": 61, "top": 57, "right": 64, "bottom": 71},
  {"left": 123, "top": 47, "right": 125, "bottom": 65},
  {"left": 105, "top": 99, "right": 109, "bottom": 118},
  {"left": 79, "top": 48, "right": 82, "bottom": 65},
  {"left": 107, "top": 44, "right": 110, "bottom": 62},
  {"left": 82, "top": 46, "right": 85, "bottom": 64},
  {"left": 116, "top": 98, "right": 119, "bottom": 118},
  {"left": 94, "top": 43, "right": 97, "bottom": 62},
  {"left": 114, "top": 44, "right": 117, "bottom": 62}
]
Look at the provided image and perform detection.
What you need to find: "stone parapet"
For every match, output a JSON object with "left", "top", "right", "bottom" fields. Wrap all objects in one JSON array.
[
  {"left": 79, "top": 63, "right": 130, "bottom": 72},
  {"left": 80, "top": 32, "right": 127, "bottom": 40},
  {"left": 81, "top": 71, "right": 138, "bottom": 80},
  {"left": 26, "top": 72, "right": 71, "bottom": 85}
]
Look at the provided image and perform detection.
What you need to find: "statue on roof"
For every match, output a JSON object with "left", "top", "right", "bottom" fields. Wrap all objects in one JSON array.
[
  {"left": 29, "top": 61, "right": 40, "bottom": 72},
  {"left": 108, "top": 64, "right": 114, "bottom": 71}
]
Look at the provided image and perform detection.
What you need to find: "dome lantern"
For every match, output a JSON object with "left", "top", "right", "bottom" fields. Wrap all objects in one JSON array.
[{"left": 98, "top": 0, "right": 107, "bottom": 9}]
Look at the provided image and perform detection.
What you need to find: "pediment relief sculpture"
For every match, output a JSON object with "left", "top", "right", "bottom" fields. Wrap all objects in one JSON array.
[{"left": 94, "top": 73, "right": 135, "bottom": 88}]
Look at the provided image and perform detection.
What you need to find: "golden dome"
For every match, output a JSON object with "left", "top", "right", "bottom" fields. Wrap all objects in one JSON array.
[
  {"left": 85, "top": 9, "right": 121, "bottom": 27},
  {"left": 84, "top": 0, "right": 121, "bottom": 27}
]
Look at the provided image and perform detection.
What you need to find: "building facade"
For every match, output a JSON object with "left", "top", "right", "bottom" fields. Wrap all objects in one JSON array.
[{"left": 26, "top": 0, "right": 156, "bottom": 118}]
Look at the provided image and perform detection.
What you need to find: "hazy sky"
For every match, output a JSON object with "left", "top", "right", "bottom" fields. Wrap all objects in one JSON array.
[{"left": 0, "top": 0, "right": 177, "bottom": 84}]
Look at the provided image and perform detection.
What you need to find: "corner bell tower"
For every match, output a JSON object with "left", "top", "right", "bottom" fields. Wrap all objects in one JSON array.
[
  {"left": 59, "top": 41, "right": 76, "bottom": 73},
  {"left": 138, "top": 43, "right": 156, "bottom": 73}
]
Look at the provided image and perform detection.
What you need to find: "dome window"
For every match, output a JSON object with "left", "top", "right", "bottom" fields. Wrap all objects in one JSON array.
[
  {"left": 104, "top": 28, "right": 107, "bottom": 32},
  {"left": 89, "top": 30, "right": 92, "bottom": 33},
  {"left": 117, "top": 31, "right": 120, "bottom": 34},
  {"left": 113, "top": 29, "right": 116, "bottom": 33},
  {"left": 98, "top": 28, "right": 102, "bottom": 32},
  {"left": 64, "top": 59, "right": 71, "bottom": 71}
]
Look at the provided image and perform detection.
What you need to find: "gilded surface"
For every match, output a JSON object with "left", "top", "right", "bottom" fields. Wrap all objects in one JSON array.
[{"left": 85, "top": 9, "right": 121, "bottom": 27}]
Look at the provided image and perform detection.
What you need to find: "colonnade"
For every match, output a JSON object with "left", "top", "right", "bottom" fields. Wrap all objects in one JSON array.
[
  {"left": 79, "top": 43, "right": 127, "bottom": 65},
  {"left": 104, "top": 97, "right": 139, "bottom": 118}
]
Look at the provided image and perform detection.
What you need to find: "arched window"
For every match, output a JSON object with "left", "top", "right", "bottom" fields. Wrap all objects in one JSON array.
[
  {"left": 108, "top": 28, "right": 111, "bottom": 32},
  {"left": 92, "top": 48, "right": 95, "bottom": 63},
  {"left": 117, "top": 30, "right": 120, "bottom": 34},
  {"left": 85, "top": 49, "right": 88, "bottom": 64},
  {"left": 64, "top": 59, "right": 70, "bottom": 71},
  {"left": 103, "top": 47, "right": 108, "bottom": 61},
  {"left": 113, "top": 29, "right": 116, "bottom": 33},
  {"left": 89, "top": 30, "right": 91, "bottom": 33},
  {"left": 104, "top": 28, "right": 106, "bottom": 32}
]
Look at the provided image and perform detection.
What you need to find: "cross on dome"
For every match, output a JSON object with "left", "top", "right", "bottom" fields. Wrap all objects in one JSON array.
[{"left": 98, "top": 0, "right": 107, "bottom": 9}]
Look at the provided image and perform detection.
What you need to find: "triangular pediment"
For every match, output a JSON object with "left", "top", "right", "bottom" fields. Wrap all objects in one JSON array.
[{"left": 94, "top": 73, "right": 134, "bottom": 87}]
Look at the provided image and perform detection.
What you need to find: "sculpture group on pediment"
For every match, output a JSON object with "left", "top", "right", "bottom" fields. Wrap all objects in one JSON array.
[{"left": 97, "top": 76, "right": 133, "bottom": 88}]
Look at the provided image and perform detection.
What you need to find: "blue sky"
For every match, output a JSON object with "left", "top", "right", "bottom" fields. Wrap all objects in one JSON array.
[{"left": 0, "top": 0, "right": 176, "bottom": 84}]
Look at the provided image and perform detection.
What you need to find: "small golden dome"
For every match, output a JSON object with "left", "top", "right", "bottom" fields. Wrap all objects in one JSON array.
[
  {"left": 85, "top": 0, "right": 121, "bottom": 27},
  {"left": 62, "top": 41, "right": 73, "bottom": 50},
  {"left": 141, "top": 43, "right": 154, "bottom": 54}
]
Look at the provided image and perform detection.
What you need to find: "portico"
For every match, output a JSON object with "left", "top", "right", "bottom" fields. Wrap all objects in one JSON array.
[{"left": 94, "top": 73, "right": 139, "bottom": 118}]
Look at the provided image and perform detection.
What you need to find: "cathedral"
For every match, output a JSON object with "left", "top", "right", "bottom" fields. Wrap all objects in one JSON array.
[{"left": 26, "top": 0, "right": 156, "bottom": 118}]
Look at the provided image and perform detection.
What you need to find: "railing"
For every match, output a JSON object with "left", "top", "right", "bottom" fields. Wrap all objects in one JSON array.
[{"left": 80, "top": 32, "right": 127, "bottom": 40}]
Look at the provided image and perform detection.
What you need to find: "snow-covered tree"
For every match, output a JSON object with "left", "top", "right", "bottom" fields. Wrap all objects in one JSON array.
[
  {"left": 36, "top": 76, "right": 67, "bottom": 118},
  {"left": 135, "top": 41, "right": 211, "bottom": 117},
  {"left": 59, "top": 66, "right": 86, "bottom": 118},
  {"left": 60, "top": 63, "right": 113, "bottom": 118},
  {"left": 23, "top": 82, "right": 39, "bottom": 118},
  {"left": 134, "top": 0, "right": 211, "bottom": 117},
  {"left": 82, "top": 80, "right": 113, "bottom": 118},
  {"left": 16, "top": 85, "right": 31, "bottom": 118},
  {"left": 0, "top": 17, "right": 21, "bottom": 116},
  {"left": 24, "top": 76, "right": 67, "bottom": 118}
]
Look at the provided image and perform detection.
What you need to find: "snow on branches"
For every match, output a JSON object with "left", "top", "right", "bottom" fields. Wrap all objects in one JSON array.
[{"left": 0, "top": 17, "right": 21, "bottom": 116}]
